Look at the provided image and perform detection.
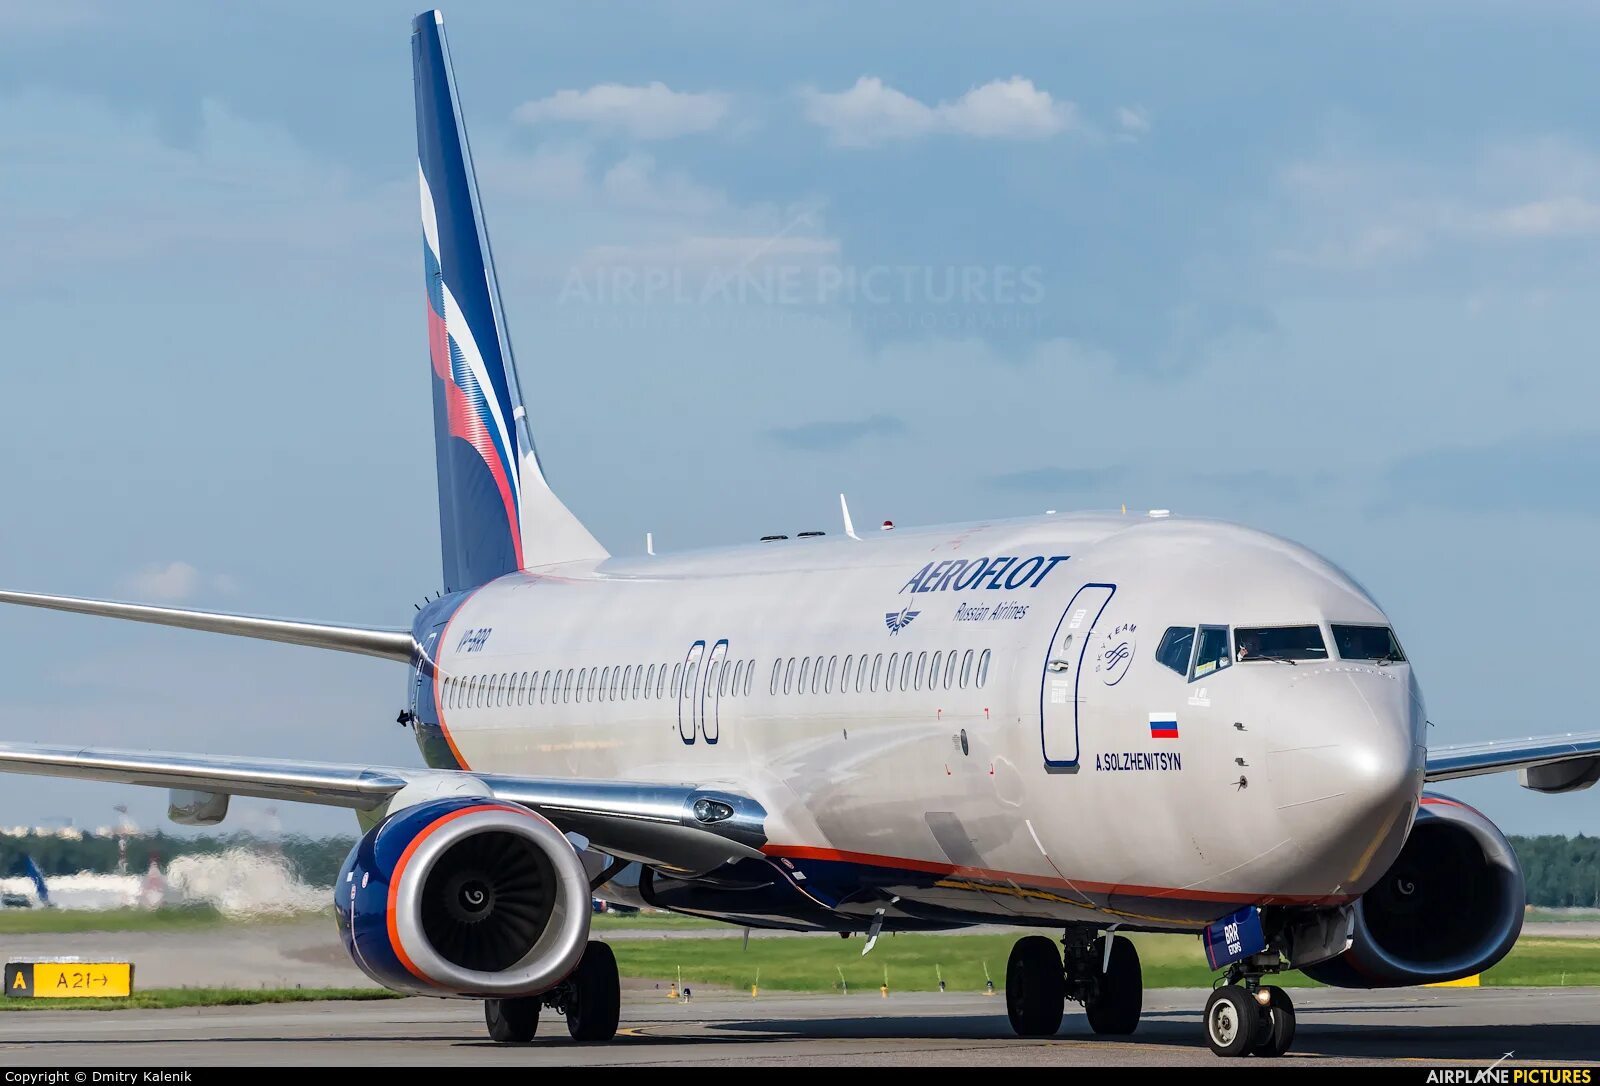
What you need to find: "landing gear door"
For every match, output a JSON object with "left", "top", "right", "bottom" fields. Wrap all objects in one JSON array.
[{"left": 1040, "top": 583, "right": 1116, "bottom": 769}]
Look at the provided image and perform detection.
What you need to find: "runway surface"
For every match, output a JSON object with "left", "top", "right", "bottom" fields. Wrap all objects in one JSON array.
[
  {"left": 24, "top": 916, "right": 1595, "bottom": 992},
  {"left": 2, "top": 987, "right": 1596, "bottom": 1066}
]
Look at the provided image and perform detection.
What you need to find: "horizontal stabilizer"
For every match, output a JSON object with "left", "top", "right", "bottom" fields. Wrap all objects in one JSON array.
[{"left": 0, "top": 590, "right": 414, "bottom": 663}]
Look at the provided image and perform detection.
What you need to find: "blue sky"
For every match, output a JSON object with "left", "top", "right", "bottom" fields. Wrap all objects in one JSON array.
[{"left": 3, "top": 1, "right": 1600, "bottom": 838}]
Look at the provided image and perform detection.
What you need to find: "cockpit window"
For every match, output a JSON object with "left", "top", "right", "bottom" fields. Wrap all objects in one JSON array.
[
  {"left": 1192, "top": 625, "right": 1232, "bottom": 679},
  {"left": 1235, "top": 625, "right": 1327, "bottom": 663},
  {"left": 1332, "top": 624, "right": 1406, "bottom": 663},
  {"left": 1155, "top": 627, "right": 1194, "bottom": 676}
]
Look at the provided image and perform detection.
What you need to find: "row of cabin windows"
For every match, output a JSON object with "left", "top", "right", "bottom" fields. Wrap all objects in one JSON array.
[
  {"left": 441, "top": 658, "right": 758, "bottom": 711},
  {"left": 768, "top": 647, "right": 991, "bottom": 697}
]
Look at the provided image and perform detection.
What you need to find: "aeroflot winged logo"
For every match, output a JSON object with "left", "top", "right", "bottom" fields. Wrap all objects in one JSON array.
[
  {"left": 899, "top": 555, "right": 1070, "bottom": 594},
  {"left": 885, "top": 607, "right": 921, "bottom": 635}
]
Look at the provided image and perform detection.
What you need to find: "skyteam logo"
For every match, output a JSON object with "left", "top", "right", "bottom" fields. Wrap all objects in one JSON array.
[
  {"left": 885, "top": 607, "right": 921, "bottom": 635},
  {"left": 899, "top": 555, "right": 1069, "bottom": 594}
]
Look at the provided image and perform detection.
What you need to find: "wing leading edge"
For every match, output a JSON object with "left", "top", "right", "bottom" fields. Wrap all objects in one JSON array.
[
  {"left": 0, "top": 590, "right": 415, "bottom": 662},
  {"left": 1426, "top": 730, "right": 1600, "bottom": 793},
  {"left": 0, "top": 741, "right": 766, "bottom": 873}
]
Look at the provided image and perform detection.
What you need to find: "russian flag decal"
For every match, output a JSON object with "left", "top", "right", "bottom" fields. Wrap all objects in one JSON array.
[{"left": 1149, "top": 712, "right": 1179, "bottom": 739}]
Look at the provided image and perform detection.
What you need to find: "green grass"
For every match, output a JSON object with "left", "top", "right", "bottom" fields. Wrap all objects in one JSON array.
[
  {"left": 1483, "top": 938, "right": 1600, "bottom": 986},
  {"left": 612, "top": 933, "right": 1600, "bottom": 993},
  {"left": 0, "top": 906, "right": 229, "bottom": 935},
  {"left": 0, "top": 906, "right": 334, "bottom": 935},
  {"left": 0, "top": 987, "right": 399, "bottom": 1012},
  {"left": 591, "top": 912, "right": 724, "bottom": 932},
  {"left": 1526, "top": 908, "right": 1600, "bottom": 923}
]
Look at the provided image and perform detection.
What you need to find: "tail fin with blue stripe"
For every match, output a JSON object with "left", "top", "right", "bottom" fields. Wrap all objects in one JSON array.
[
  {"left": 22, "top": 855, "right": 50, "bottom": 907},
  {"left": 412, "top": 10, "right": 606, "bottom": 591}
]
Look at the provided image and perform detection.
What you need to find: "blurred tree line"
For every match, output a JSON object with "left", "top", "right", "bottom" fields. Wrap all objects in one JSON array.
[
  {"left": 1, "top": 833, "right": 357, "bottom": 887},
  {"left": 1513, "top": 835, "right": 1600, "bottom": 908},
  {"left": 2, "top": 832, "right": 1597, "bottom": 905}
]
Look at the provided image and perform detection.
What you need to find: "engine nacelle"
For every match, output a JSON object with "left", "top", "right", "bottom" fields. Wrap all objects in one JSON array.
[
  {"left": 334, "top": 795, "right": 591, "bottom": 997},
  {"left": 1301, "top": 794, "right": 1523, "bottom": 987}
]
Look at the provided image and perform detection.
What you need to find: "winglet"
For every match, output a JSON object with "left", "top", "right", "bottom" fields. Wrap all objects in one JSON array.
[{"left": 840, "top": 493, "right": 861, "bottom": 540}]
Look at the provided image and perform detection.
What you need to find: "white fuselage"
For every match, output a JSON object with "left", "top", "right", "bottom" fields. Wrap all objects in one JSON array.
[{"left": 420, "top": 513, "right": 1427, "bottom": 931}]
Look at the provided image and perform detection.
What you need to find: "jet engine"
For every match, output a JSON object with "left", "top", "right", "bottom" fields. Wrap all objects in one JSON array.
[
  {"left": 1300, "top": 795, "right": 1524, "bottom": 987},
  {"left": 334, "top": 795, "right": 592, "bottom": 997}
]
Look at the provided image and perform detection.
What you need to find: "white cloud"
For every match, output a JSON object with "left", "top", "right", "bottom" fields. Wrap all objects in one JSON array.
[
  {"left": 801, "top": 76, "right": 1076, "bottom": 147},
  {"left": 599, "top": 152, "right": 728, "bottom": 216},
  {"left": 0, "top": 90, "right": 400, "bottom": 291},
  {"left": 1116, "top": 106, "right": 1151, "bottom": 136},
  {"left": 1269, "top": 137, "right": 1600, "bottom": 269},
  {"left": 580, "top": 235, "right": 839, "bottom": 269},
  {"left": 1476, "top": 196, "right": 1600, "bottom": 238},
  {"left": 513, "top": 83, "right": 731, "bottom": 140},
  {"left": 120, "top": 561, "right": 237, "bottom": 604}
]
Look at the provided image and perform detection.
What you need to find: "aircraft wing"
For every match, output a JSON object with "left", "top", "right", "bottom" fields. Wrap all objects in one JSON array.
[
  {"left": 1425, "top": 730, "right": 1600, "bottom": 793},
  {"left": 0, "top": 590, "right": 415, "bottom": 662},
  {"left": 0, "top": 742, "right": 767, "bottom": 873}
]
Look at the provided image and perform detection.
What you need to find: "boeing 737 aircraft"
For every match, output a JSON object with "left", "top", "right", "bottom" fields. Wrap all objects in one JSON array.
[{"left": 3, "top": 10, "right": 1599, "bottom": 1058}]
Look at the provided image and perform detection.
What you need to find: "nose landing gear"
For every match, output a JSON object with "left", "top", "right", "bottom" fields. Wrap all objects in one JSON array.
[
  {"left": 1004, "top": 929, "right": 1144, "bottom": 1040},
  {"left": 1204, "top": 955, "right": 1296, "bottom": 1058}
]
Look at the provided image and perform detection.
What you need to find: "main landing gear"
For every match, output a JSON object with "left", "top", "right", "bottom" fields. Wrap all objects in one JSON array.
[
  {"left": 1203, "top": 953, "right": 1296, "bottom": 1058},
  {"left": 484, "top": 940, "right": 621, "bottom": 1044},
  {"left": 1005, "top": 929, "right": 1144, "bottom": 1039}
]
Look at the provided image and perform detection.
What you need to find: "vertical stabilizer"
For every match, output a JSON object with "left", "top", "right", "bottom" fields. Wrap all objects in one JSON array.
[{"left": 412, "top": 10, "right": 607, "bottom": 591}]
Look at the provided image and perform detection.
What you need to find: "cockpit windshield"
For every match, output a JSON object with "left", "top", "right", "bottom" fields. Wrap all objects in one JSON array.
[
  {"left": 1234, "top": 625, "right": 1327, "bottom": 663},
  {"left": 1332, "top": 624, "right": 1406, "bottom": 663}
]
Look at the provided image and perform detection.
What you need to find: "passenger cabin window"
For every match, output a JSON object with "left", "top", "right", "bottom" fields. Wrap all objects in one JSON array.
[
  {"left": 1192, "top": 626, "right": 1231, "bottom": 680},
  {"left": 1235, "top": 625, "right": 1328, "bottom": 663},
  {"left": 1332, "top": 624, "right": 1405, "bottom": 663},
  {"left": 745, "top": 660, "right": 754, "bottom": 696},
  {"left": 1155, "top": 627, "right": 1195, "bottom": 677},
  {"left": 960, "top": 649, "right": 974, "bottom": 688},
  {"left": 976, "top": 649, "right": 991, "bottom": 688}
]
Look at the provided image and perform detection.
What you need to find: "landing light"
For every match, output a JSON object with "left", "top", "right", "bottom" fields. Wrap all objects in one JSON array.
[
  {"left": 692, "top": 798, "right": 734, "bottom": 824},
  {"left": 1253, "top": 988, "right": 1272, "bottom": 1005}
]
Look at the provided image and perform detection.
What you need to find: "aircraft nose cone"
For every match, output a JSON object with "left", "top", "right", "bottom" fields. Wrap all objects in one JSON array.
[{"left": 1265, "top": 667, "right": 1424, "bottom": 895}]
